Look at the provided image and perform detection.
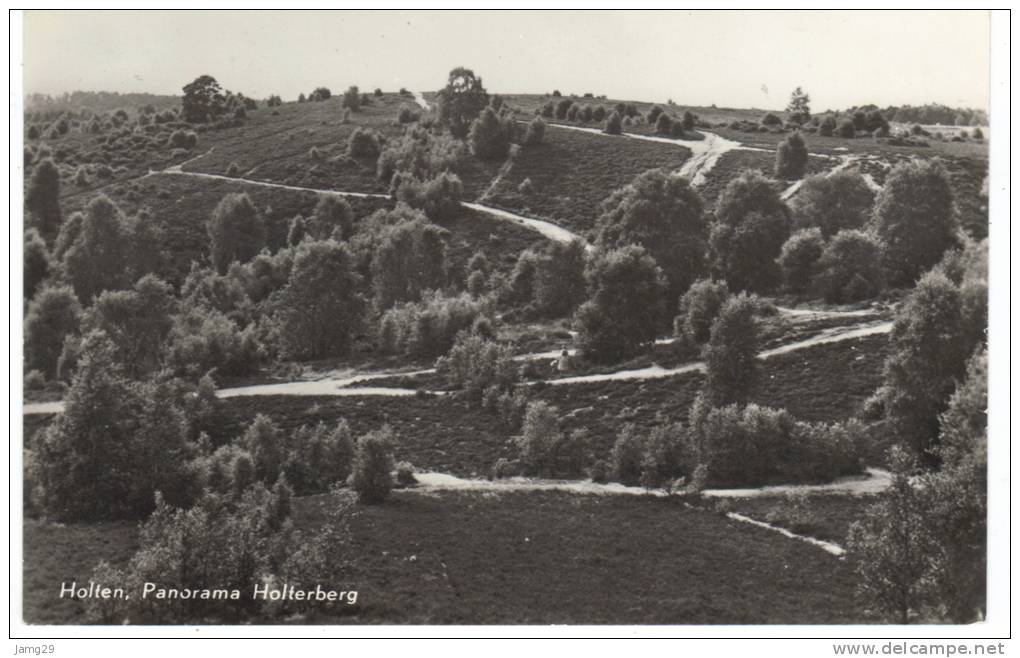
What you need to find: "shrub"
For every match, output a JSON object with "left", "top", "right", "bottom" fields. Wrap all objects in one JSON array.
[
  {"left": 669, "top": 122, "right": 685, "bottom": 138},
  {"left": 814, "top": 229, "right": 886, "bottom": 303},
  {"left": 791, "top": 169, "right": 875, "bottom": 237},
  {"left": 654, "top": 112, "right": 673, "bottom": 135},
  {"left": 346, "top": 127, "right": 381, "bottom": 160},
  {"left": 397, "top": 104, "right": 420, "bottom": 124},
  {"left": 701, "top": 293, "right": 760, "bottom": 407},
  {"left": 342, "top": 86, "right": 360, "bottom": 111},
  {"left": 23, "top": 228, "right": 51, "bottom": 301},
  {"left": 971, "top": 127, "right": 984, "bottom": 140},
  {"left": 284, "top": 420, "right": 356, "bottom": 494},
  {"left": 604, "top": 111, "right": 622, "bottom": 135},
  {"left": 575, "top": 245, "right": 666, "bottom": 363},
  {"left": 370, "top": 215, "right": 448, "bottom": 308},
  {"left": 391, "top": 171, "right": 463, "bottom": 221},
  {"left": 611, "top": 424, "right": 645, "bottom": 486},
  {"left": 761, "top": 113, "right": 782, "bottom": 126},
  {"left": 376, "top": 127, "right": 464, "bottom": 183},
  {"left": 436, "top": 332, "right": 516, "bottom": 398},
  {"left": 523, "top": 117, "right": 546, "bottom": 145},
  {"left": 675, "top": 278, "right": 731, "bottom": 344},
  {"left": 348, "top": 427, "right": 395, "bottom": 504},
  {"left": 593, "top": 105, "right": 606, "bottom": 122},
  {"left": 774, "top": 132, "right": 808, "bottom": 179},
  {"left": 272, "top": 240, "right": 365, "bottom": 359},
  {"left": 777, "top": 228, "right": 824, "bottom": 293},
  {"left": 837, "top": 120, "right": 856, "bottom": 138},
  {"left": 395, "top": 462, "right": 417, "bottom": 487},
  {"left": 682, "top": 111, "right": 696, "bottom": 131},
  {"left": 873, "top": 160, "right": 958, "bottom": 286},
  {"left": 515, "top": 401, "right": 561, "bottom": 476},
  {"left": 554, "top": 98, "right": 573, "bottom": 120},
  {"left": 378, "top": 291, "right": 482, "bottom": 358},
  {"left": 532, "top": 239, "right": 587, "bottom": 317},
  {"left": 818, "top": 115, "right": 836, "bottom": 136}
]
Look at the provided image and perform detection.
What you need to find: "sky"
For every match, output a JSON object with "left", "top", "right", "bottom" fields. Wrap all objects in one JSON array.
[{"left": 21, "top": 10, "right": 990, "bottom": 111}]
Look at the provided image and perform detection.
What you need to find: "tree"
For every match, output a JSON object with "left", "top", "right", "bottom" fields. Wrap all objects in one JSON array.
[
  {"left": 847, "top": 447, "right": 934, "bottom": 624},
  {"left": 818, "top": 115, "right": 837, "bottom": 137},
  {"left": 81, "top": 274, "right": 176, "bottom": 377},
  {"left": 654, "top": 113, "right": 673, "bottom": 135},
  {"left": 309, "top": 195, "right": 353, "bottom": 241},
  {"left": 681, "top": 111, "right": 696, "bottom": 131},
  {"left": 469, "top": 107, "right": 515, "bottom": 159},
  {"left": 532, "top": 239, "right": 587, "bottom": 317},
  {"left": 436, "top": 67, "right": 489, "bottom": 139},
  {"left": 777, "top": 228, "right": 824, "bottom": 293},
  {"left": 873, "top": 160, "right": 959, "bottom": 286},
  {"left": 814, "top": 229, "right": 886, "bottom": 303},
  {"left": 595, "top": 168, "right": 709, "bottom": 302},
  {"left": 25, "top": 285, "right": 81, "bottom": 378},
  {"left": 342, "top": 85, "right": 361, "bottom": 111},
  {"left": 371, "top": 218, "right": 449, "bottom": 309},
  {"left": 786, "top": 87, "right": 811, "bottom": 119},
  {"left": 775, "top": 132, "right": 808, "bottom": 179},
  {"left": 523, "top": 117, "right": 546, "bottom": 146},
  {"left": 701, "top": 293, "right": 759, "bottom": 407},
  {"left": 26, "top": 158, "right": 62, "bottom": 241},
  {"left": 711, "top": 170, "right": 792, "bottom": 293},
  {"left": 181, "top": 75, "right": 225, "bottom": 123},
  {"left": 876, "top": 271, "right": 972, "bottom": 460},
  {"left": 675, "top": 278, "right": 731, "bottom": 344},
  {"left": 24, "top": 228, "right": 51, "bottom": 301},
  {"left": 348, "top": 427, "right": 395, "bottom": 504},
  {"left": 791, "top": 169, "right": 875, "bottom": 237},
  {"left": 273, "top": 240, "right": 366, "bottom": 359},
  {"left": 516, "top": 401, "right": 561, "bottom": 475},
  {"left": 575, "top": 245, "right": 666, "bottom": 363},
  {"left": 207, "top": 193, "right": 266, "bottom": 274},
  {"left": 62, "top": 195, "right": 132, "bottom": 303},
  {"left": 36, "top": 331, "right": 197, "bottom": 521}
]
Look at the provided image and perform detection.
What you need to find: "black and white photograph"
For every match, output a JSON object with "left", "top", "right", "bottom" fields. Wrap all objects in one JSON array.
[{"left": 9, "top": 7, "right": 1010, "bottom": 645}]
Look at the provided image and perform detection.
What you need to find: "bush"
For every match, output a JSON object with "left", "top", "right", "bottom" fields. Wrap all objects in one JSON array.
[
  {"left": 654, "top": 113, "right": 673, "bottom": 135},
  {"left": 523, "top": 117, "right": 546, "bottom": 145},
  {"left": 775, "top": 132, "right": 808, "bottom": 179},
  {"left": 370, "top": 214, "right": 448, "bottom": 308},
  {"left": 529, "top": 239, "right": 587, "bottom": 318},
  {"left": 166, "top": 306, "right": 263, "bottom": 377},
  {"left": 818, "top": 115, "right": 836, "bottom": 137},
  {"left": 837, "top": 120, "right": 856, "bottom": 138},
  {"left": 376, "top": 127, "right": 464, "bottom": 183},
  {"left": 603, "top": 111, "right": 622, "bottom": 135},
  {"left": 611, "top": 425, "right": 646, "bottom": 486},
  {"left": 575, "top": 246, "right": 666, "bottom": 363},
  {"left": 342, "top": 86, "right": 360, "bottom": 111},
  {"left": 814, "top": 229, "right": 886, "bottom": 303},
  {"left": 515, "top": 401, "right": 562, "bottom": 476},
  {"left": 347, "top": 127, "right": 381, "bottom": 159},
  {"left": 348, "top": 427, "right": 395, "bottom": 504},
  {"left": 283, "top": 420, "right": 356, "bottom": 495},
  {"left": 378, "top": 291, "right": 483, "bottom": 358},
  {"left": 701, "top": 293, "right": 760, "bottom": 407},
  {"left": 23, "top": 228, "right": 51, "bottom": 301},
  {"left": 395, "top": 461, "right": 417, "bottom": 487},
  {"left": 26, "top": 158, "right": 62, "bottom": 240},
  {"left": 791, "top": 169, "right": 875, "bottom": 238},
  {"left": 777, "top": 228, "right": 824, "bottom": 293},
  {"left": 761, "top": 113, "right": 782, "bottom": 126},
  {"left": 436, "top": 331, "right": 517, "bottom": 398},
  {"left": 396, "top": 104, "right": 420, "bottom": 124},
  {"left": 391, "top": 171, "right": 463, "bottom": 221},
  {"left": 310, "top": 194, "right": 355, "bottom": 241},
  {"left": 675, "top": 278, "right": 731, "bottom": 344},
  {"left": 593, "top": 106, "right": 606, "bottom": 122}
]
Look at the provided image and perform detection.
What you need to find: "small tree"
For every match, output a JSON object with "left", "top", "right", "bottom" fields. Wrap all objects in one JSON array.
[
  {"left": 847, "top": 447, "right": 934, "bottom": 624},
  {"left": 681, "top": 111, "right": 696, "bottom": 131},
  {"left": 701, "top": 293, "right": 759, "bottom": 407},
  {"left": 775, "top": 132, "right": 809, "bottom": 179},
  {"left": 654, "top": 113, "right": 673, "bottom": 135},
  {"left": 814, "top": 229, "right": 886, "bottom": 303},
  {"left": 371, "top": 217, "right": 448, "bottom": 309},
  {"left": 469, "top": 106, "right": 514, "bottom": 159},
  {"left": 777, "top": 228, "right": 824, "bottom": 293},
  {"left": 342, "top": 85, "right": 361, "bottom": 111},
  {"left": 273, "top": 240, "right": 365, "bottom": 359},
  {"left": 532, "top": 239, "right": 587, "bottom": 317},
  {"left": 436, "top": 67, "right": 489, "bottom": 139},
  {"left": 25, "top": 285, "right": 81, "bottom": 378},
  {"left": 873, "top": 160, "right": 959, "bottom": 286},
  {"left": 604, "top": 111, "right": 622, "bottom": 135},
  {"left": 791, "top": 169, "right": 875, "bottom": 237},
  {"left": 62, "top": 195, "right": 133, "bottom": 303},
  {"left": 181, "top": 75, "right": 225, "bottom": 123},
  {"left": 818, "top": 115, "right": 837, "bottom": 137},
  {"left": 838, "top": 120, "right": 856, "bottom": 138},
  {"left": 786, "top": 87, "right": 811, "bottom": 119},
  {"left": 575, "top": 245, "right": 666, "bottom": 363},
  {"left": 675, "top": 278, "right": 731, "bottom": 344},
  {"left": 349, "top": 427, "right": 396, "bottom": 504},
  {"left": 24, "top": 228, "right": 51, "bottom": 301},
  {"left": 523, "top": 117, "right": 546, "bottom": 146},
  {"left": 515, "top": 401, "right": 561, "bottom": 475},
  {"left": 309, "top": 194, "right": 354, "bottom": 241},
  {"left": 26, "top": 158, "right": 62, "bottom": 241},
  {"left": 207, "top": 193, "right": 266, "bottom": 274}
]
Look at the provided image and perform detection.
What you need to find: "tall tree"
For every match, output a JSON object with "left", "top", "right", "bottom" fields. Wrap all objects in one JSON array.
[
  {"left": 701, "top": 293, "right": 760, "bottom": 407},
  {"left": 181, "top": 75, "right": 226, "bottom": 123},
  {"left": 436, "top": 67, "right": 489, "bottom": 139},
  {"left": 207, "top": 193, "right": 266, "bottom": 274},
  {"left": 26, "top": 158, "right": 62, "bottom": 241},
  {"left": 62, "top": 195, "right": 132, "bottom": 303}
]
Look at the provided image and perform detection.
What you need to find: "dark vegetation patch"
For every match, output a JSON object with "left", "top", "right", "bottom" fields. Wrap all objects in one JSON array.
[
  {"left": 699, "top": 150, "right": 832, "bottom": 209},
  {"left": 487, "top": 127, "right": 692, "bottom": 235},
  {"left": 23, "top": 490, "right": 871, "bottom": 625}
]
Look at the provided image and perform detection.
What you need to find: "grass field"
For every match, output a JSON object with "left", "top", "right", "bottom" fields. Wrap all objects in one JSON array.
[
  {"left": 486, "top": 126, "right": 692, "bottom": 235},
  {"left": 718, "top": 492, "right": 884, "bottom": 546},
  {"left": 22, "top": 488, "right": 873, "bottom": 625}
]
